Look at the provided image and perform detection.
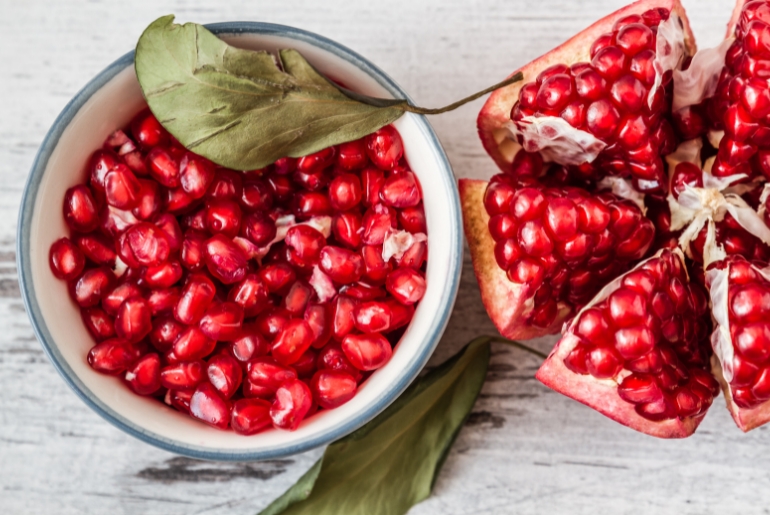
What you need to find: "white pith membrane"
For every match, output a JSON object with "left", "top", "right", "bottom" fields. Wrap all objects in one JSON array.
[
  {"left": 504, "top": 14, "right": 686, "bottom": 168},
  {"left": 309, "top": 265, "right": 336, "bottom": 303},
  {"left": 596, "top": 176, "right": 647, "bottom": 213},
  {"left": 381, "top": 229, "right": 427, "bottom": 262},
  {"left": 671, "top": 37, "right": 734, "bottom": 112}
]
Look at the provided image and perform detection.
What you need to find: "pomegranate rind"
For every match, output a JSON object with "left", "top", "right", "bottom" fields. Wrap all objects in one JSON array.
[
  {"left": 712, "top": 356, "right": 770, "bottom": 432},
  {"left": 477, "top": 0, "right": 697, "bottom": 172},
  {"left": 536, "top": 332, "right": 702, "bottom": 438},
  {"left": 459, "top": 179, "right": 567, "bottom": 339}
]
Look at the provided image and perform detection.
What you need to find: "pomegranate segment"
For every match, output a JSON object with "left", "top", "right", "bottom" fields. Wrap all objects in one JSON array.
[
  {"left": 51, "top": 111, "right": 426, "bottom": 434},
  {"left": 537, "top": 250, "right": 718, "bottom": 437}
]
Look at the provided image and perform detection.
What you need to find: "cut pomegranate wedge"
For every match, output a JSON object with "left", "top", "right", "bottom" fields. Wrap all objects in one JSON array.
[
  {"left": 707, "top": 256, "right": 770, "bottom": 432},
  {"left": 478, "top": 0, "right": 696, "bottom": 192},
  {"left": 537, "top": 249, "right": 718, "bottom": 438}
]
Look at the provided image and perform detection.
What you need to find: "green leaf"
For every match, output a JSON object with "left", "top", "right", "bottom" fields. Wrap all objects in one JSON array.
[
  {"left": 134, "top": 15, "right": 408, "bottom": 171},
  {"left": 258, "top": 337, "right": 492, "bottom": 515}
]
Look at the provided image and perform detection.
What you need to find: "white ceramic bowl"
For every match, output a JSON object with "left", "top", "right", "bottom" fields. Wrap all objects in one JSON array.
[{"left": 18, "top": 22, "right": 462, "bottom": 460}]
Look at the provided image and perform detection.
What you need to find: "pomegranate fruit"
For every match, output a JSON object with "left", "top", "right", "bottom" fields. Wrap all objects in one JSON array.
[
  {"left": 465, "top": 0, "right": 770, "bottom": 438},
  {"left": 51, "top": 108, "right": 427, "bottom": 433}
]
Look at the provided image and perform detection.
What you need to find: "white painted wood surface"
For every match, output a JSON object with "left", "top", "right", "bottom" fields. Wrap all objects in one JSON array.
[{"left": 2, "top": 0, "right": 766, "bottom": 513}]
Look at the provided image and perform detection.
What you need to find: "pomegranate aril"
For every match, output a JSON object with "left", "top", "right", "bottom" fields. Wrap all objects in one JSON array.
[
  {"left": 190, "top": 382, "right": 231, "bottom": 430},
  {"left": 120, "top": 222, "right": 171, "bottom": 267},
  {"left": 63, "top": 185, "right": 100, "bottom": 232},
  {"left": 295, "top": 167, "right": 331, "bottom": 192},
  {"left": 293, "top": 191, "right": 332, "bottom": 219},
  {"left": 247, "top": 357, "right": 297, "bottom": 393},
  {"left": 228, "top": 274, "right": 269, "bottom": 317},
  {"left": 379, "top": 171, "right": 421, "bottom": 208},
  {"left": 328, "top": 173, "right": 362, "bottom": 211},
  {"left": 342, "top": 333, "right": 392, "bottom": 371},
  {"left": 88, "top": 338, "right": 142, "bottom": 375},
  {"left": 207, "top": 354, "right": 243, "bottom": 399},
  {"left": 311, "top": 370, "right": 357, "bottom": 409},
  {"left": 50, "top": 237, "right": 85, "bottom": 280},
  {"left": 354, "top": 301, "right": 392, "bottom": 333},
  {"left": 231, "top": 398, "right": 272, "bottom": 435},
  {"left": 179, "top": 154, "right": 215, "bottom": 199},
  {"left": 231, "top": 325, "right": 270, "bottom": 362},
  {"left": 241, "top": 213, "right": 276, "bottom": 247},
  {"left": 166, "top": 389, "right": 194, "bottom": 414},
  {"left": 336, "top": 140, "right": 368, "bottom": 170},
  {"left": 74, "top": 233, "right": 116, "bottom": 267},
  {"left": 131, "top": 111, "right": 167, "bottom": 148},
  {"left": 149, "top": 315, "right": 184, "bottom": 352},
  {"left": 292, "top": 348, "right": 318, "bottom": 378},
  {"left": 132, "top": 179, "right": 162, "bottom": 220},
  {"left": 175, "top": 273, "right": 216, "bottom": 325},
  {"left": 259, "top": 263, "right": 296, "bottom": 293},
  {"left": 205, "top": 199, "right": 242, "bottom": 238},
  {"left": 270, "top": 379, "right": 313, "bottom": 431},
  {"left": 317, "top": 245, "right": 364, "bottom": 285},
  {"left": 73, "top": 267, "right": 115, "bottom": 307},
  {"left": 199, "top": 302, "right": 244, "bottom": 341},
  {"left": 114, "top": 296, "right": 152, "bottom": 343},
  {"left": 174, "top": 327, "right": 216, "bottom": 361},
  {"left": 102, "top": 282, "right": 143, "bottom": 316},
  {"left": 331, "top": 295, "right": 358, "bottom": 340},
  {"left": 89, "top": 149, "right": 121, "bottom": 193},
  {"left": 125, "top": 353, "right": 162, "bottom": 396},
  {"left": 240, "top": 178, "right": 274, "bottom": 212},
  {"left": 204, "top": 234, "right": 248, "bottom": 284},
  {"left": 272, "top": 319, "right": 315, "bottom": 366},
  {"left": 361, "top": 245, "right": 391, "bottom": 284},
  {"left": 285, "top": 225, "right": 326, "bottom": 266},
  {"left": 147, "top": 287, "right": 181, "bottom": 316},
  {"left": 386, "top": 268, "right": 426, "bottom": 305},
  {"left": 365, "top": 125, "right": 403, "bottom": 170},
  {"left": 81, "top": 307, "right": 116, "bottom": 341}
]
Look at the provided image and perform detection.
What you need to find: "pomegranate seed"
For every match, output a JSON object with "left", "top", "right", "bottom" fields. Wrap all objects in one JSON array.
[
  {"left": 63, "top": 185, "right": 99, "bottom": 232},
  {"left": 310, "top": 370, "right": 357, "bottom": 409},
  {"left": 354, "top": 301, "right": 392, "bottom": 333},
  {"left": 160, "top": 361, "right": 205, "bottom": 390},
  {"left": 165, "top": 187, "right": 196, "bottom": 213},
  {"left": 231, "top": 325, "right": 270, "bottom": 362},
  {"left": 247, "top": 357, "right": 297, "bottom": 392},
  {"left": 102, "top": 282, "right": 143, "bottom": 316},
  {"left": 114, "top": 296, "right": 152, "bottom": 343},
  {"left": 304, "top": 303, "right": 332, "bottom": 349},
  {"left": 88, "top": 338, "right": 142, "bottom": 375},
  {"left": 292, "top": 348, "right": 318, "bottom": 378},
  {"left": 180, "top": 230, "right": 207, "bottom": 271},
  {"left": 89, "top": 149, "right": 121, "bottom": 192},
  {"left": 81, "top": 307, "right": 116, "bottom": 341},
  {"left": 119, "top": 222, "right": 171, "bottom": 267},
  {"left": 342, "top": 333, "right": 392, "bottom": 371},
  {"left": 166, "top": 389, "right": 194, "bottom": 414},
  {"left": 270, "top": 379, "right": 313, "bottom": 430},
  {"left": 328, "top": 173, "right": 362, "bottom": 211},
  {"left": 179, "top": 153, "right": 215, "bottom": 199},
  {"left": 296, "top": 147, "right": 335, "bottom": 175},
  {"left": 283, "top": 281, "right": 313, "bottom": 315},
  {"left": 228, "top": 274, "right": 269, "bottom": 317},
  {"left": 336, "top": 140, "right": 368, "bottom": 170},
  {"left": 259, "top": 263, "right": 296, "bottom": 293},
  {"left": 174, "top": 327, "right": 216, "bottom": 361},
  {"left": 285, "top": 225, "right": 326, "bottom": 266},
  {"left": 207, "top": 354, "right": 243, "bottom": 399},
  {"left": 256, "top": 308, "right": 292, "bottom": 340},
  {"left": 386, "top": 268, "right": 426, "bottom": 305},
  {"left": 231, "top": 398, "right": 272, "bottom": 435},
  {"left": 125, "top": 353, "right": 162, "bottom": 396},
  {"left": 319, "top": 246, "right": 364, "bottom": 284},
  {"left": 293, "top": 191, "right": 332, "bottom": 219},
  {"left": 131, "top": 179, "right": 162, "bottom": 220},
  {"left": 73, "top": 233, "right": 116, "bottom": 267},
  {"left": 397, "top": 206, "right": 427, "bottom": 233},
  {"left": 362, "top": 204, "right": 396, "bottom": 245},
  {"left": 131, "top": 111, "right": 167, "bottom": 148},
  {"left": 144, "top": 260, "right": 183, "bottom": 289},
  {"left": 72, "top": 267, "right": 115, "bottom": 307},
  {"left": 332, "top": 295, "right": 358, "bottom": 340},
  {"left": 332, "top": 211, "right": 363, "bottom": 248},
  {"left": 146, "top": 147, "right": 180, "bottom": 187},
  {"left": 272, "top": 319, "right": 315, "bottom": 366},
  {"left": 240, "top": 178, "right": 274, "bottom": 212},
  {"left": 49, "top": 237, "right": 85, "bottom": 280},
  {"left": 204, "top": 234, "right": 248, "bottom": 284},
  {"left": 199, "top": 302, "right": 244, "bottom": 341},
  {"left": 317, "top": 342, "right": 362, "bottom": 380},
  {"left": 175, "top": 272, "right": 216, "bottom": 324},
  {"left": 361, "top": 245, "right": 391, "bottom": 283},
  {"left": 153, "top": 213, "right": 183, "bottom": 251},
  {"left": 365, "top": 125, "right": 403, "bottom": 170},
  {"left": 361, "top": 167, "right": 385, "bottom": 206},
  {"left": 148, "top": 315, "right": 183, "bottom": 352},
  {"left": 205, "top": 199, "right": 242, "bottom": 237},
  {"left": 379, "top": 171, "right": 421, "bottom": 208},
  {"left": 190, "top": 382, "right": 231, "bottom": 429},
  {"left": 147, "top": 287, "right": 181, "bottom": 316},
  {"left": 241, "top": 213, "right": 277, "bottom": 246}
]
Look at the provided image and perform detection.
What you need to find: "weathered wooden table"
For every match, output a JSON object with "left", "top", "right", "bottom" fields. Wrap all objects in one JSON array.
[{"left": 4, "top": 0, "right": 766, "bottom": 513}]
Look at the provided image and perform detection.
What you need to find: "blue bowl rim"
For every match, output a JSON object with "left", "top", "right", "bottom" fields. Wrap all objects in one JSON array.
[{"left": 17, "top": 21, "right": 462, "bottom": 461}]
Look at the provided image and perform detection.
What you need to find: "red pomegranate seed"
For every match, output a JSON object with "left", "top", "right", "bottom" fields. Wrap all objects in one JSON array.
[
  {"left": 73, "top": 233, "right": 116, "bottom": 267},
  {"left": 173, "top": 327, "right": 216, "bottom": 361},
  {"left": 361, "top": 245, "right": 391, "bottom": 283},
  {"left": 205, "top": 169, "right": 243, "bottom": 201},
  {"left": 397, "top": 206, "right": 427, "bottom": 233},
  {"left": 365, "top": 125, "right": 403, "bottom": 170},
  {"left": 354, "top": 301, "right": 393, "bottom": 333},
  {"left": 230, "top": 325, "right": 270, "bottom": 362},
  {"left": 63, "top": 185, "right": 99, "bottom": 232},
  {"left": 115, "top": 296, "right": 152, "bottom": 343},
  {"left": 317, "top": 342, "right": 362, "bottom": 380},
  {"left": 131, "top": 111, "right": 167, "bottom": 148},
  {"left": 270, "top": 379, "right": 313, "bottom": 431},
  {"left": 296, "top": 147, "right": 335, "bottom": 174},
  {"left": 104, "top": 165, "right": 141, "bottom": 210},
  {"left": 166, "top": 389, "right": 194, "bottom": 414},
  {"left": 293, "top": 191, "right": 332, "bottom": 219},
  {"left": 125, "top": 353, "right": 161, "bottom": 396},
  {"left": 205, "top": 199, "right": 242, "bottom": 238},
  {"left": 247, "top": 357, "right": 297, "bottom": 392},
  {"left": 89, "top": 149, "right": 121, "bottom": 193},
  {"left": 341, "top": 333, "right": 392, "bottom": 371},
  {"left": 379, "top": 171, "right": 421, "bottom": 208},
  {"left": 148, "top": 315, "right": 184, "bottom": 352},
  {"left": 100, "top": 205, "right": 139, "bottom": 237},
  {"left": 147, "top": 287, "right": 181, "bottom": 316},
  {"left": 332, "top": 211, "right": 363, "bottom": 248},
  {"left": 81, "top": 307, "right": 115, "bottom": 341},
  {"left": 87, "top": 338, "right": 142, "bottom": 375},
  {"left": 199, "top": 302, "right": 244, "bottom": 341},
  {"left": 341, "top": 283, "right": 387, "bottom": 301},
  {"left": 165, "top": 187, "right": 195, "bottom": 213},
  {"left": 175, "top": 272, "right": 216, "bottom": 325},
  {"left": 283, "top": 281, "right": 313, "bottom": 315},
  {"left": 304, "top": 303, "right": 332, "bottom": 349},
  {"left": 292, "top": 348, "right": 318, "bottom": 378},
  {"left": 179, "top": 153, "right": 215, "bottom": 199},
  {"left": 240, "top": 178, "right": 274, "bottom": 212},
  {"left": 160, "top": 361, "right": 205, "bottom": 390},
  {"left": 153, "top": 213, "right": 183, "bottom": 251},
  {"left": 204, "top": 234, "right": 248, "bottom": 284},
  {"left": 50, "top": 237, "right": 85, "bottom": 280},
  {"left": 241, "top": 213, "right": 277, "bottom": 246},
  {"left": 259, "top": 263, "right": 297, "bottom": 293},
  {"left": 119, "top": 222, "right": 171, "bottom": 267},
  {"left": 256, "top": 307, "right": 292, "bottom": 340},
  {"left": 102, "top": 282, "right": 143, "bottom": 316},
  {"left": 319, "top": 245, "right": 364, "bottom": 284},
  {"left": 228, "top": 274, "right": 269, "bottom": 317},
  {"left": 180, "top": 230, "right": 207, "bottom": 271},
  {"left": 386, "top": 268, "right": 426, "bottom": 305},
  {"left": 147, "top": 147, "right": 180, "bottom": 187},
  {"left": 285, "top": 225, "right": 326, "bottom": 266},
  {"left": 310, "top": 370, "right": 357, "bottom": 409},
  {"left": 362, "top": 204, "right": 397, "bottom": 245},
  {"left": 336, "top": 140, "right": 368, "bottom": 170},
  {"left": 332, "top": 295, "right": 358, "bottom": 340},
  {"left": 231, "top": 398, "right": 272, "bottom": 435},
  {"left": 328, "top": 173, "right": 362, "bottom": 211},
  {"left": 72, "top": 267, "right": 115, "bottom": 307},
  {"left": 132, "top": 179, "right": 162, "bottom": 220},
  {"left": 272, "top": 319, "right": 315, "bottom": 366},
  {"left": 387, "top": 299, "right": 414, "bottom": 330},
  {"left": 361, "top": 167, "right": 385, "bottom": 207},
  {"left": 144, "top": 260, "right": 183, "bottom": 289},
  {"left": 207, "top": 354, "right": 243, "bottom": 399},
  {"left": 190, "top": 382, "right": 231, "bottom": 429}
]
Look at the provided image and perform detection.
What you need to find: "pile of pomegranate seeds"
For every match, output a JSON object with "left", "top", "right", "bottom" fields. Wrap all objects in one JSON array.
[
  {"left": 49, "top": 109, "right": 427, "bottom": 433},
  {"left": 510, "top": 8, "right": 678, "bottom": 193}
]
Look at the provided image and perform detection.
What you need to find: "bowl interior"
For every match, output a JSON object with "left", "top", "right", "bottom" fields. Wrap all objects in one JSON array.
[{"left": 20, "top": 25, "right": 461, "bottom": 459}]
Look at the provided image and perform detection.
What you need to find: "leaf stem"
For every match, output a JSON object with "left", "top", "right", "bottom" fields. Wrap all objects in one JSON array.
[
  {"left": 400, "top": 72, "right": 524, "bottom": 115},
  {"left": 487, "top": 336, "right": 549, "bottom": 360}
]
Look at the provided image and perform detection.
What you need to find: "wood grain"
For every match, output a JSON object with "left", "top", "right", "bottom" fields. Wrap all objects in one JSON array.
[{"left": 2, "top": 1, "right": 763, "bottom": 514}]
